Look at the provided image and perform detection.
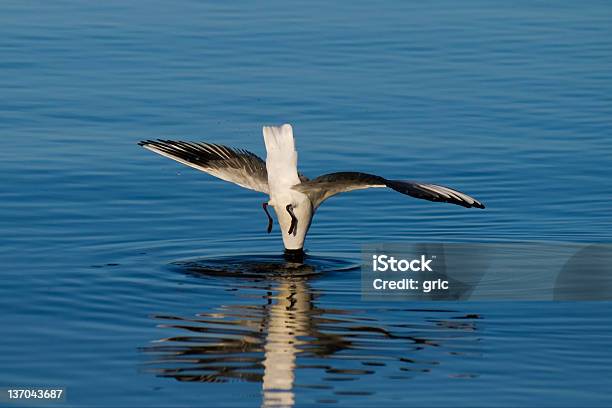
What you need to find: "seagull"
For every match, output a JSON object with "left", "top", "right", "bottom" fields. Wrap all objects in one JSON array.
[{"left": 139, "top": 124, "right": 484, "bottom": 259}]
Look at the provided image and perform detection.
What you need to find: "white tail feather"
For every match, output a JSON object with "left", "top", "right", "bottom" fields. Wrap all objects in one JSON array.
[{"left": 263, "top": 124, "right": 301, "bottom": 191}]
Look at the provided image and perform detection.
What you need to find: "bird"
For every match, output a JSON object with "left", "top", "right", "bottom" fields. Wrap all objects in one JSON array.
[{"left": 138, "top": 124, "right": 484, "bottom": 260}]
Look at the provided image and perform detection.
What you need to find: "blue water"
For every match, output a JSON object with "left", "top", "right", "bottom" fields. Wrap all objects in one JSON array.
[{"left": 1, "top": 1, "right": 612, "bottom": 406}]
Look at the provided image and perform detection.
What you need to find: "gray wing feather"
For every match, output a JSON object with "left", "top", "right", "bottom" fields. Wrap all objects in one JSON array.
[
  {"left": 138, "top": 139, "right": 269, "bottom": 193},
  {"left": 294, "top": 171, "right": 485, "bottom": 209}
]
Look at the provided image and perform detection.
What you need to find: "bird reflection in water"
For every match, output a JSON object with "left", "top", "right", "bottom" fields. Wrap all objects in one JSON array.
[{"left": 142, "top": 256, "right": 481, "bottom": 407}]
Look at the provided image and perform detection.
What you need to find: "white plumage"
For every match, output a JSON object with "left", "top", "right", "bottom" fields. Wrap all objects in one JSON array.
[
  {"left": 263, "top": 124, "right": 313, "bottom": 250},
  {"left": 263, "top": 124, "right": 300, "bottom": 191}
]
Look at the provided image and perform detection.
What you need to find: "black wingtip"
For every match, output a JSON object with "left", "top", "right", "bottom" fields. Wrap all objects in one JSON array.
[
  {"left": 386, "top": 179, "right": 486, "bottom": 210},
  {"left": 457, "top": 199, "right": 485, "bottom": 209}
]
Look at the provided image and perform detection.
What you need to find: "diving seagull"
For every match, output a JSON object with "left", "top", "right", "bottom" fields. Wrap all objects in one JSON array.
[{"left": 139, "top": 124, "right": 484, "bottom": 259}]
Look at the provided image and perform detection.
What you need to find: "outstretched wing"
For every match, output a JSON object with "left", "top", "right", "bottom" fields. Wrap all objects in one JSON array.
[
  {"left": 138, "top": 140, "right": 269, "bottom": 193},
  {"left": 293, "top": 172, "right": 485, "bottom": 209}
]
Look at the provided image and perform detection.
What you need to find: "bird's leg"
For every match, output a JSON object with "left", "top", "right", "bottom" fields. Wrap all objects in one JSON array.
[
  {"left": 262, "top": 202, "right": 273, "bottom": 233},
  {"left": 286, "top": 204, "right": 298, "bottom": 236}
]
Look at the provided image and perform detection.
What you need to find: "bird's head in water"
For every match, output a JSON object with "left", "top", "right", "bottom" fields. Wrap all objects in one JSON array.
[{"left": 283, "top": 248, "right": 305, "bottom": 263}]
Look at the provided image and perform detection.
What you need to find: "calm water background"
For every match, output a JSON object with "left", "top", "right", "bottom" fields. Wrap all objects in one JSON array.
[{"left": 1, "top": 1, "right": 612, "bottom": 406}]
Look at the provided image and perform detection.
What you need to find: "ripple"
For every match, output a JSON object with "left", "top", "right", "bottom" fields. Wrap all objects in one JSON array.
[{"left": 169, "top": 254, "right": 359, "bottom": 280}]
